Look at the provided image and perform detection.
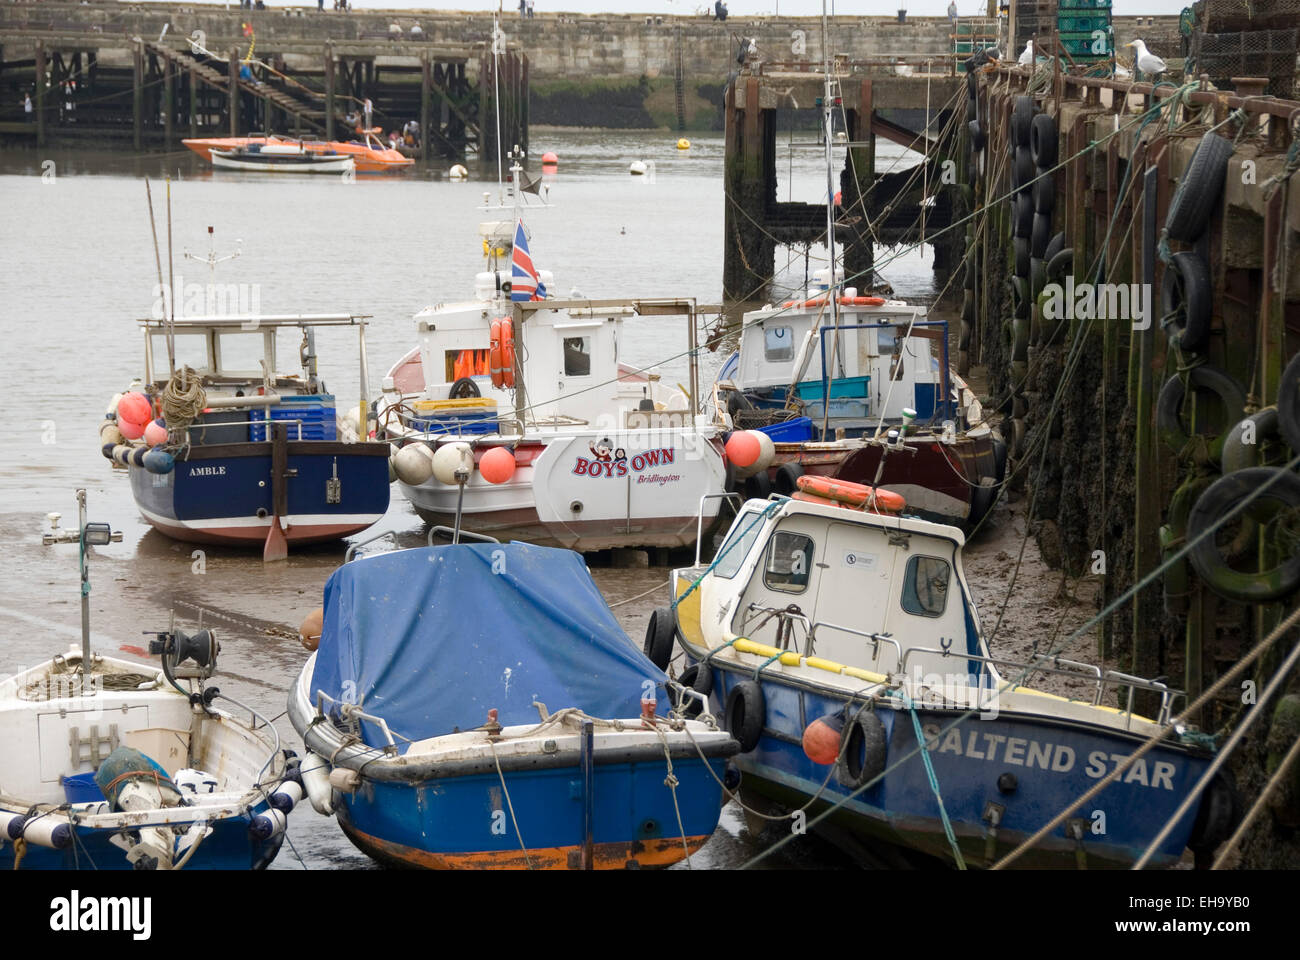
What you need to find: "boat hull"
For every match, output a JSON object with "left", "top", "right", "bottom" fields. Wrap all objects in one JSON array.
[
  {"left": 693, "top": 658, "right": 1214, "bottom": 869},
  {"left": 211, "top": 151, "right": 353, "bottom": 174},
  {"left": 182, "top": 136, "right": 413, "bottom": 173},
  {"left": 129, "top": 440, "right": 390, "bottom": 547},
  {"left": 331, "top": 757, "right": 726, "bottom": 870}
]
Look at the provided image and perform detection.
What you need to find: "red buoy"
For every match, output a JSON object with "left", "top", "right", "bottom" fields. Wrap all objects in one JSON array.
[{"left": 802, "top": 713, "right": 845, "bottom": 765}]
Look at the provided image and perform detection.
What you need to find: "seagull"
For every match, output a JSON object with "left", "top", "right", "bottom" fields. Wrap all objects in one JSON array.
[
  {"left": 1127, "top": 39, "right": 1166, "bottom": 77},
  {"left": 1018, "top": 40, "right": 1034, "bottom": 66}
]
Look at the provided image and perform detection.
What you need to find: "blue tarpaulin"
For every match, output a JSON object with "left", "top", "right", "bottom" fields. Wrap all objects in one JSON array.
[{"left": 310, "top": 543, "right": 668, "bottom": 750}]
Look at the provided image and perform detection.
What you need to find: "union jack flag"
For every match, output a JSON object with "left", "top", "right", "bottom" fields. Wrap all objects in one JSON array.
[{"left": 510, "top": 219, "right": 546, "bottom": 302}]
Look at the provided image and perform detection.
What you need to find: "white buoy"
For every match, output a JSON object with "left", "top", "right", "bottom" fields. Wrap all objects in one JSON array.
[
  {"left": 449, "top": 163, "right": 469, "bottom": 180},
  {"left": 629, "top": 160, "right": 648, "bottom": 176},
  {"left": 431, "top": 441, "right": 474, "bottom": 485},
  {"left": 328, "top": 767, "right": 362, "bottom": 794},
  {"left": 249, "top": 807, "right": 287, "bottom": 840},
  {"left": 732, "top": 430, "right": 776, "bottom": 479},
  {"left": 299, "top": 752, "right": 335, "bottom": 816},
  {"left": 392, "top": 443, "right": 435, "bottom": 486},
  {"left": 269, "top": 779, "right": 304, "bottom": 814}
]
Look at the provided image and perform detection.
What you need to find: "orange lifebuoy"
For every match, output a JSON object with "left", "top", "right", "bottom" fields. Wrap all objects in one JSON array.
[
  {"left": 779, "top": 296, "right": 888, "bottom": 309},
  {"left": 795, "top": 474, "right": 906, "bottom": 513},
  {"left": 488, "top": 318, "right": 505, "bottom": 389},
  {"left": 500, "top": 319, "right": 515, "bottom": 389}
]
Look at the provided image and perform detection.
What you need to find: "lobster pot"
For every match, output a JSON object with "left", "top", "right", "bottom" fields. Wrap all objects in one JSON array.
[
  {"left": 1193, "top": 0, "right": 1300, "bottom": 32},
  {"left": 1190, "top": 28, "right": 1298, "bottom": 97}
]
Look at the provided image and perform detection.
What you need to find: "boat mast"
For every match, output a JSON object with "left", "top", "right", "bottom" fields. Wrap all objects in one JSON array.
[
  {"left": 821, "top": 0, "right": 840, "bottom": 351},
  {"left": 493, "top": 6, "right": 506, "bottom": 207}
]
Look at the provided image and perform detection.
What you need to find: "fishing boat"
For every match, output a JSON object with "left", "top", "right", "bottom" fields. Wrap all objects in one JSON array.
[
  {"left": 183, "top": 132, "right": 413, "bottom": 173},
  {"left": 652, "top": 483, "right": 1241, "bottom": 868},
  {"left": 714, "top": 279, "right": 1005, "bottom": 530},
  {"left": 0, "top": 491, "right": 299, "bottom": 870},
  {"left": 378, "top": 208, "right": 729, "bottom": 551},
  {"left": 211, "top": 142, "right": 354, "bottom": 174},
  {"left": 287, "top": 539, "right": 738, "bottom": 869},
  {"left": 102, "top": 313, "right": 391, "bottom": 560}
]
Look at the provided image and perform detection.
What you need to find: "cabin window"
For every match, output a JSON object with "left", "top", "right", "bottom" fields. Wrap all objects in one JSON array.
[
  {"left": 215, "top": 332, "right": 268, "bottom": 376},
  {"left": 713, "top": 512, "right": 764, "bottom": 579},
  {"left": 151, "top": 333, "right": 211, "bottom": 376},
  {"left": 764, "top": 325, "right": 794, "bottom": 362},
  {"left": 563, "top": 336, "right": 592, "bottom": 376},
  {"left": 762, "top": 532, "right": 814, "bottom": 593},
  {"left": 901, "top": 555, "right": 950, "bottom": 618}
]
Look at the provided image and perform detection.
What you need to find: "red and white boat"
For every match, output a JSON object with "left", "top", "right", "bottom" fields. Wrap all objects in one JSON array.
[{"left": 183, "top": 131, "right": 413, "bottom": 174}]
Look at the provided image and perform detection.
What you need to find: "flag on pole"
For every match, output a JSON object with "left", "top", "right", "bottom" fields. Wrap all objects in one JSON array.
[{"left": 510, "top": 219, "right": 546, "bottom": 302}]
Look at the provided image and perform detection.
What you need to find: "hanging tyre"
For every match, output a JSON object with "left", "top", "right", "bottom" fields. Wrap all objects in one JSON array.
[
  {"left": 1165, "top": 132, "right": 1233, "bottom": 243},
  {"left": 965, "top": 251, "right": 978, "bottom": 291},
  {"left": 448, "top": 377, "right": 480, "bottom": 399},
  {"left": 1011, "top": 315, "right": 1029, "bottom": 362},
  {"left": 725, "top": 680, "right": 766, "bottom": 753},
  {"left": 836, "top": 710, "right": 887, "bottom": 790},
  {"left": 1188, "top": 772, "right": 1242, "bottom": 857},
  {"left": 1221, "top": 407, "right": 1280, "bottom": 474},
  {"left": 743, "top": 467, "right": 772, "bottom": 502},
  {"left": 1156, "top": 365, "right": 1247, "bottom": 453},
  {"left": 1046, "top": 246, "right": 1074, "bottom": 284},
  {"left": 1030, "top": 256, "right": 1047, "bottom": 301},
  {"left": 1032, "top": 172, "right": 1055, "bottom": 214},
  {"left": 1014, "top": 235, "right": 1030, "bottom": 277},
  {"left": 1011, "top": 95, "right": 1035, "bottom": 146},
  {"left": 1186, "top": 467, "right": 1300, "bottom": 603},
  {"left": 671, "top": 662, "right": 713, "bottom": 719},
  {"left": 1160, "top": 251, "right": 1212, "bottom": 353},
  {"left": 643, "top": 606, "right": 676, "bottom": 670},
  {"left": 1014, "top": 191, "right": 1034, "bottom": 239},
  {"left": 968, "top": 119, "right": 985, "bottom": 150},
  {"left": 773, "top": 461, "right": 804, "bottom": 496},
  {"left": 1279, "top": 352, "right": 1300, "bottom": 455},
  {"left": 1030, "top": 113, "right": 1058, "bottom": 168},
  {"left": 1031, "top": 211, "right": 1052, "bottom": 259},
  {"left": 1014, "top": 147, "right": 1035, "bottom": 199},
  {"left": 1012, "top": 276, "right": 1030, "bottom": 320},
  {"left": 1044, "top": 231, "right": 1065, "bottom": 265}
]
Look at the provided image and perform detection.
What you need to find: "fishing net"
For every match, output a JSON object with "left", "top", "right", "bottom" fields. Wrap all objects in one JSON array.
[{"left": 1189, "top": 28, "right": 1298, "bottom": 98}]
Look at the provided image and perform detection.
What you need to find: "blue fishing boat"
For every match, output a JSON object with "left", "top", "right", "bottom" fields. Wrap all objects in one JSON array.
[
  {"left": 650, "top": 484, "right": 1241, "bottom": 868},
  {"left": 0, "top": 491, "right": 300, "bottom": 870},
  {"left": 104, "top": 314, "right": 391, "bottom": 561},
  {"left": 287, "top": 540, "right": 738, "bottom": 869}
]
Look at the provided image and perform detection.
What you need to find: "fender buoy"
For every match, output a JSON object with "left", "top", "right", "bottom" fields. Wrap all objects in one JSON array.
[
  {"left": 836, "top": 710, "right": 886, "bottom": 789},
  {"left": 1187, "top": 467, "right": 1300, "bottom": 603},
  {"left": 488, "top": 318, "right": 504, "bottom": 389},
  {"left": 802, "top": 713, "right": 845, "bottom": 765},
  {"left": 724, "top": 680, "right": 765, "bottom": 753},
  {"left": 797, "top": 474, "right": 906, "bottom": 513},
  {"left": 643, "top": 606, "right": 676, "bottom": 670},
  {"left": 500, "top": 319, "right": 515, "bottom": 389}
]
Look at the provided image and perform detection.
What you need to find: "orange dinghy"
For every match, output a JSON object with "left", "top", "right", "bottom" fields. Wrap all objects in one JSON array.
[
  {"left": 794, "top": 475, "right": 906, "bottom": 514},
  {"left": 183, "top": 132, "right": 413, "bottom": 173}
]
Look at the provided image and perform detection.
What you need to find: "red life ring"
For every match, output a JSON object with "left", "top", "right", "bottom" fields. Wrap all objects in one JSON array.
[
  {"left": 795, "top": 474, "right": 906, "bottom": 513},
  {"left": 488, "top": 318, "right": 505, "bottom": 389},
  {"left": 500, "top": 319, "right": 515, "bottom": 389},
  {"left": 778, "top": 296, "right": 888, "bottom": 309}
]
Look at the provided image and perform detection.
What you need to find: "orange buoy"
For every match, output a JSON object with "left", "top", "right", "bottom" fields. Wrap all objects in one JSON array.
[
  {"left": 298, "top": 607, "right": 324, "bottom": 652},
  {"left": 725, "top": 430, "right": 761, "bottom": 468},
  {"left": 144, "top": 418, "right": 168, "bottom": 446},
  {"left": 542, "top": 151, "right": 558, "bottom": 165},
  {"left": 479, "top": 446, "right": 517, "bottom": 484},
  {"left": 839, "top": 296, "right": 887, "bottom": 306},
  {"left": 802, "top": 713, "right": 844, "bottom": 765},
  {"left": 500, "top": 319, "right": 515, "bottom": 388},
  {"left": 796, "top": 474, "right": 906, "bottom": 513},
  {"left": 118, "top": 417, "right": 146, "bottom": 441},
  {"left": 488, "top": 319, "right": 505, "bottom": 388},
  {"left": 116, "top": 392, "right": 152, "bottom": 427}
]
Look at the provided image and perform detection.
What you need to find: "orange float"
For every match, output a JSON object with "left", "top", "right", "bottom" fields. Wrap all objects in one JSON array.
[
  {"left": 500, "top": 320, "right": 515, "bottom": 388},
  {"left": 795, "top": 474, "right": 906, "bottom": 514},
  {"left": 488, "top": 319, "right": 505, "bottom": 388},
  {"left": 779, "top": 296, "right": 887, "bottom": 309}
]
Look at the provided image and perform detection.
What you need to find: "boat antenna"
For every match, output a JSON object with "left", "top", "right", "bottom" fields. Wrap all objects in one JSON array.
[
  {"left": 41, "top": 490, "right": 122, "bottom": 681},
  {"left": 821, "top": 0, "right": 841, "bottom": 416},
  {"left": 144, "top": 178, "right": 174, "bottom": 378},
  {"left": 492, "top": 7, "right": 506, "bottom": 207}
]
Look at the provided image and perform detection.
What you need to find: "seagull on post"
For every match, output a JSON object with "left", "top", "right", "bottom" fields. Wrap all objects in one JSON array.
[
  {"left": 1017, "top": 40, "right": 1034, "bottom": 66},
  {"left": 1127, "top": 39, "right": 1166, "bottom": 79}
]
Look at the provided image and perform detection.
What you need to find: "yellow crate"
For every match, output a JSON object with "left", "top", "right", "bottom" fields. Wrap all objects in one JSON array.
[{"left": 412, "top": 397, "right": 499, "bottom": 413}]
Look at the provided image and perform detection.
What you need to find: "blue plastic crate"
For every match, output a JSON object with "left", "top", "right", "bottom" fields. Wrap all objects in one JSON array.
[
  {"left": 757, "top": 417, "right": 814, "bottom": 443},
  {"left": 411, "top": 412, "right": 505, "bottom": 436},
  {"left": 249, "top": 394, "right": 337, "bottom": 442},
  {"left": 62, "top": 772, "right": 106, "bottom": 803},
  {"left": 793, "top": 375, "right": 870, "bottom": 402}
]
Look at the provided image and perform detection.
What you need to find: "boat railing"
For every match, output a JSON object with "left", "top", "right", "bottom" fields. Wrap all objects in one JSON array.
[
  {"left": 664, "top": 681, "right": 716, "bottom": 726},
  {"left": 693, "top": 492, "right": 744, "bottom": 566},
  {"left": 209, "top": 690, "right": 282, "bottom": 784},
  {"left": 315, "top": 690, "right": 400, "bottom": 755},
  {"left": 344, "top": 529, "right": 401, "bottom": 562},
  {"left": 807, "top": 620, "right": 903, "bottom": 671},
  {"left": 188, "top": 418, "right": 304, "bottom": 441},
  {"left": 897, "top": 646, "right": 1180, "bottom": 727},
  {"left": 428, "top": 525, "right": 500, "bottom": 546}
]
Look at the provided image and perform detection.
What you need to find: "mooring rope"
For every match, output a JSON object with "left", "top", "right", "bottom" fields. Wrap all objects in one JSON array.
[
  {"left": 160, "top": 365, "right": 207, "bottom": 436},
  {"left": 891, "top": 688, "right": 966, "bottom": 869}
]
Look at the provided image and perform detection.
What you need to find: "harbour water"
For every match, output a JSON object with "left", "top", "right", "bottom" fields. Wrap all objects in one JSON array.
[{"left": 0, "top": 129, "right": 941, "bottom": 869}]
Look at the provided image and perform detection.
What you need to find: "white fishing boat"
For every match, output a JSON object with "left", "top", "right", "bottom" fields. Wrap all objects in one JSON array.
[
  {"left": 211, "top": 143, "right": 354, "bottom": 174},
  {"left": 0, "top": 491, "right": 300, "bottom": 870}
]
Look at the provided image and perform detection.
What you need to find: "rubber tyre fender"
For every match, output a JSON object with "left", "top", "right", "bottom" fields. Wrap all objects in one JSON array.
[
  {"left": 966, "top": 96, "right": 978, "bottom": 123},
  {"left": 1278, "top": 351, "right": 1300, "bottom": 455},
  {"left": 643, "top": 606, "right": 676, "bottom": 670},
  {"left": 1030, "top": 113, "right": 1058, "bottom": 168},
  {"left": 1014, "top": 235, "right": 1030, "bottom": 277},
  {"left": 773, "top": 461, "right": 804, "bottom": 496},
  {"left": 1030, "top": 256, "right": 1047, "bottom": 302},
  {"left": 1011, "top": 315, "right": 1030, "bottom": 362},
  {"left": 448, "top": 376, "right": 480, "bottom": 399},
  {"left": 1014, "top": 147, "right": 1036, "bottom": 199},
  {"left": 967, "top": 119, "right": 985, "bottom": 150},
  {"left": 1010, "top": 95, "right": 1035, "bottom": 147},
  {"left": 1165, "top": 132, "right": 1233, "bottom": 243},
  {"left": 1156, "top": 365, "right": 1247, "bottom": 453},
  {"left": 967, "top": 477, "right": 999, "bottom": 531},
  {"left": 1160, "top": 250, "right": 1212, "bottom": 353},
  {"left": 836, "top": 710, "right": 887, "bottom": 790},
  {"left": 1044, "top": 231, "right": 1065, "bottom": 265},
  {"left": 725, "top": 680, "right": 766, "bottom": 753},
  {"left": 964, "top": 251, "right": 978, "bottom": 291},
  {"left": 1032, "top": 171, "right": 1055, "bottom": 215},
  {"left": 1031, "top": 211, "right": 1052, "bottom": 259},
  {"left": 672, "top": 662, "right": 713, "bottom": 719},
  {"left": 742, "top": 468, "right": 772, "bottom": 502},
  {"left": 1188, "top": 772, "right": 1242, "bottom": 857},
  {"left": 1013, "top": 190, "right": 1034, "bottom": 239},
  {"left": 961, "top": 288, "right": 977, "bottom": 327},
  {"left": 1011, "top": 276, "right": 1030, "bottom": 320},
  {"left": 1046, "top": 246, "right": 1074, "bottom": 284},
  {"left": 1221, "top": 407, "right": 1279, "bottom": 474},
  {"left": 1186, "top": 467, "right": 1300, "bottom": 603}
]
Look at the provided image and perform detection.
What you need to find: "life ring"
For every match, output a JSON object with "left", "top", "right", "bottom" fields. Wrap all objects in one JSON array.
[
  {"left": 643, "top": 606, "right": 676, "bottom": 670},
  {"left": 796, "top": 474, "right": 906, "bottom": 513},
  {"left": 500, "top": 319, "right": 515, "bottom": 389},
  {"left": 1187, "top": 467, "right": 1300, "bottom": 603},
  {"left": 724, "top": 680, "right": 766, "bottom": 753},
  {"left": 1278, "top": 351, "right": 1300, "bottom": 455},
  {"left": 836, "top": 710, "right": 886, "bottom": 790},
  {"left": 488, "top": 318, "right": 504, "bottom": 389},
  {"left": 779, "top": 296, "right": 886, "bottom": 308}
]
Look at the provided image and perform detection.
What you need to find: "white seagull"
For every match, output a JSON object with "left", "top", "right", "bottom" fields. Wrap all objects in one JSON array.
[
  {"left": 1127, "top": 39, "right": 1166, "bottom": 77},
  {"left": 1017, "top": 40, "right": 1034, "bottom": 66}
]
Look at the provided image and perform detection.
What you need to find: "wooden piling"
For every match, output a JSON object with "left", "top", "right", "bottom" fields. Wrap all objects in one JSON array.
[
  {"left": 421, "top": 55, "right": 432, "bottom": 168},
  {"left": 324, "top": 45, "right": 335, "bottom": 142},
  {"left": 132, "top": 41, "right": 143, "bottom": 152},
  {"left": 229, "top": 47, "right": 239, "bottom": 137},
  {"left": 163, "top": 59, "right": 174, "bottom": 147},
  {"left": 34, "top": 41, "right": 45, "bottom": 148}
]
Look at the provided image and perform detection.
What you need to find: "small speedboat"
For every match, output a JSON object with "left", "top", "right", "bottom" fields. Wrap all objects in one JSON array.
[
  {"left": 653, "top": 483, "right": 1242, "bottom": 868},
  {"left": 288, "top": 539, "right": 738, "bottom": 869},
  {"left": 0, "top": 491, "right": 299, "bottom": 870},
  {"left": 211, "top": 143, "right": 354, "bottom": 174},
  {"left": 184, "top": 132, "right": 413, "bottom": 173}
]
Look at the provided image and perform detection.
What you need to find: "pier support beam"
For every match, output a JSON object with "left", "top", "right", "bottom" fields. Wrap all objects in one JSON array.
[
  {"left": 228, "top": 47, "right": 239, "bottom": 137},
  {"left": 163, "top": 59, "right": 173, "bottom": 147},
  {"left": 132, "top": 41, "right": 142, "bottom": 152},
  {"left": 34, "top": 41, "right": 45, "bottom": 147},
  {"left": 324, "top": 45, "right": 334, "bottom": 142},
  {"left": 843, "top": 78, "right": 876, "bottom": 287},
  {"left": 189, "top": 64, "right": 198, "bottom": 139},
  {"left": 421, "top": 55, "right": 432, "bottom": 169}
]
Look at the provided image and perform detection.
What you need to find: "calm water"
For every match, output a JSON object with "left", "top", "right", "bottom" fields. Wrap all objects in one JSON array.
[{"left": 0, "top": 129, "right": 936, "bottom": 869}]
